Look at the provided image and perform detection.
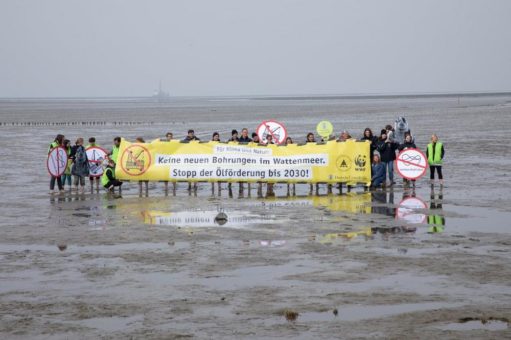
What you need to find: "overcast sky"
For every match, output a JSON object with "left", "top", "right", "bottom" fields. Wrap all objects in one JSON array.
[{"left": 1, "top": 0, "right": 510, "bottom": 97}]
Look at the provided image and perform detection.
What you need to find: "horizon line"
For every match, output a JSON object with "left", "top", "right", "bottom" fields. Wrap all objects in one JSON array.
[{"left": 1, "top": 90, "right": 511, "bottom": 101}]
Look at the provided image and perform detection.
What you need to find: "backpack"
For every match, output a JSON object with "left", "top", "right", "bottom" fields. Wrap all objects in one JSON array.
[{"left": 75, "top": 146, "right": 87, "bottom": 164}]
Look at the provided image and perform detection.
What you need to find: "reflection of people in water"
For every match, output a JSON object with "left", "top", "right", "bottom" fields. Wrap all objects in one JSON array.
[
  {"left": 371, "top": 188, "right": 395, "bottom": 217},
  {"left": 371, "top": 189, "right": 417, "bottom": 235},
  {"left": 428, "top": 185, "right": 445, "bottom": 233}
]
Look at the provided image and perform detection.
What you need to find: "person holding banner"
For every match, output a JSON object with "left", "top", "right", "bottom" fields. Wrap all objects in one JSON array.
[
  {"left": 398, "top": 133, "right": 416, "bottom": 151},
  {"left": 377, "top": 129, "right": 399, "bottom": 186},
  {"left": 426, "top": 134, "right": 445, "bottom": 184},
  {"left": 48, "top": 134, "right": 65, "bottom": 193},
  {"left": 212, "top": 132, "right": 220, "bottom": 142},
  {"left": 102, "top": 159, "right": 122, "bottom": 192},
  {"left": 239, "top": 128, "right": 252, "bottom": 143},
  {"left": 183, "top": 129, "right": 200, "bottom": 142},
  {"left": 338, "top": 130, "right": 354, "bottom": 142},
  {"left": 109, "top": 137, "right": 121, "bottom": 164},
  {"left": 398, "top": 134, "right": 417, "bottom": 186},
  {"left": 229, "top": 130, "right": 239, "bottom": 142},
  {"left": 265, "top": 134, "right": 274, "bottom": 144},
  {"left": 306, "top": 132, "right": 316, "bottom": 143},
  {"left": 361, "top": 128, "right": 378, "bottom": 159},
  {"left": 86, "top": 137, "right": 101, "bottom": 190},
  {"left": 251, "top": 132, "right": 260, "bottom": 143},
  {"left": 61, "top": 139, "right": 73, "bottom": 190},
  {"left": 71, "top": 138, "right": 89, "bottom": 194}
]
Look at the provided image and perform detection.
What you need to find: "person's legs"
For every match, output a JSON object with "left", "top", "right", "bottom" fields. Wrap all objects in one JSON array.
[
  {"left": 430, "top": 166, "right": 436, "bottom": 180},
  {"left": 50, "top": 176, "right": 56, "bottom": 191},
  {"left": 104, "top": 180, "right": 122, "bottom": 191},
  {"left": 56, "top": 176, "right": 63, "bottom": 191},
  {"left": 73, "top": 175, "right": 79, "bottom": 190},
  {"left": 437, "top": 166, "right": 443, "bottom": 183},
  {"left": 372, "top": 177, "right": 383, "bottom": 188},
  {"left": 62, "top": 175, "right": 70, "bottom": 188},
  {"left": 381, "top": 162, "right": 388, "bottom": 185},
  {"left": 388, "top": 161, "right": 394, "bottom": 183},
  {"left": 111, "top": 179, "right": 122, "bottom": 187},
  {"left": 79, "top": 176, "right": 85, "bottom": 193}
]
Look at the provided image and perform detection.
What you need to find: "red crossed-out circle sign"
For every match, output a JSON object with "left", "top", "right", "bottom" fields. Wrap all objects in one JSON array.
[
  {"left": 395, "top": 196, "right": 427, "bottom": 224},
  {"left": 86, "top": 146, "right": 108, "bottom": 177},
  {"left": 395, "top": 148, "right": 427, "bottom": 180},
  {"left": 256, "top": 120, "right": 288, "bottom": 145},
  {"left": 47, "top": 146, "right": 68, "bottom": 177}
]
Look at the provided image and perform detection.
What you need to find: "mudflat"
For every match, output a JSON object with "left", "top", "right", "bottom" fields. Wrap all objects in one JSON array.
[{"left": 0, "top": 94, "right": 510, "bottom": 338}]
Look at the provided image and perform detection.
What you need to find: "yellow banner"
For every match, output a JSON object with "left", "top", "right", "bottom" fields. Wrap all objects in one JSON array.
[{"left": 115, "top": 139, "right": 370, "bottom": 184}]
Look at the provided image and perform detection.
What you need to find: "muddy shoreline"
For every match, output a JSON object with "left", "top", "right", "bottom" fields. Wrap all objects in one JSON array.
[{"left": 1, "top": 95, "right": 510, "bottom": 338}]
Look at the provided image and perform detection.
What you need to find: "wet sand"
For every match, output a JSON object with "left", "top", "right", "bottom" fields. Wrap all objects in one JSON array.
[{"left": 1, "top": 95, "right": 510, "bottom": 338}]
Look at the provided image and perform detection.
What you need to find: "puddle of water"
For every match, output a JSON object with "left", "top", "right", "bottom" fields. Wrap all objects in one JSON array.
[
  {"left": 299, "top": 302, "right": 461, "bottom": 322},
  {"left": 437, "top": 319, "right": 509, "bottom": 331},
  {"left": 141, "top": 209, "right": 278, "bottom": 228},
  {"left": 0, "top": 242, "right": 190, "bottom": 254},
  {"left": 76, "top": 315, "right": 144, "bottom": 332},
  {"left": 444, "top": 205, "right": 511, "bottom": 234}
]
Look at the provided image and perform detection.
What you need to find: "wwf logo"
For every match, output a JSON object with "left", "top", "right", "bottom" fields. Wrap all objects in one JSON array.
[{"left": 354, "top": 154, "right": 366, "bottom": 167}]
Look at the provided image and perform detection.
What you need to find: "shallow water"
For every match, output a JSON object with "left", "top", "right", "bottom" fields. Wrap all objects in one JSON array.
[{"left": 1, "top": 95, "right": 511, "bottom": 338}]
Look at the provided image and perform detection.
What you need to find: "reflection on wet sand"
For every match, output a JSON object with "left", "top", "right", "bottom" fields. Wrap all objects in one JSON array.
[
  {"left": 428, "top": 185, "right": 445, "bottom": 233},
  {"left": 308, "top": 227, "right": 373, "bottom": 243},
  {"left": 137, "top": 193, "right": 372, "bottom": 228}
]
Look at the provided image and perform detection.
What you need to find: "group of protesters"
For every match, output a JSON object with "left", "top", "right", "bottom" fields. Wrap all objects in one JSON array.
[
  {"left": 161, "top": 125, "right": 444, "bottom": 189},
  {"left": 48, "top": 121, "right": 444, "bottom": 194},
  {"left": 48, "top": 134, "right": 122, "bottom": 194}
]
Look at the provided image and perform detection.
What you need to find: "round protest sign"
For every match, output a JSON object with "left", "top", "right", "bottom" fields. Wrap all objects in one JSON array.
[
  {"left": 395, "top": 148, "right": 427, "bottom": 180},
  {"left": 256, "top": 120, "right": 288, "bottom": 145},
  {"left": 316, "top": 120, "right": 333, "bottom": 139},
  {"left": 86, "top": 146, "right": 108, "bottom": 177},
  {"left": 120, "top": 144, "right": 152, "bottom": 176},
  {"left": 396, "top": 196, "right": 427, "bottom": 224},
  {"left": 47, "top": 146, "right": 68, "bottom": 177}
]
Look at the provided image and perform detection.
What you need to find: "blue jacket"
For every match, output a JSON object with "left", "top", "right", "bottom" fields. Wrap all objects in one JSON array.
[{"left": 372, "top": 163, "right": 386, "bottom": 181}]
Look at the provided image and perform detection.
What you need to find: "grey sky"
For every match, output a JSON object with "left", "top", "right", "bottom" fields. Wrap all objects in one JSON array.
[{"left": 1, "top": 0, "right": 510, "bottom": 97}]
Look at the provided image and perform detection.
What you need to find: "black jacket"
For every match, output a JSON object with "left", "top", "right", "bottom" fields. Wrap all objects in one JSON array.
[
  {"left": 361, "top": 135, "right": 378, "bottom": 156},
  {"left": 398, "top": 141, "right": 417, "bottom": 151},
  {"left": 238, "top": 136, "right": 252, "bottom": 143},
  {"left": 377, "top": 139, "right": 398, "bottom": 162}
]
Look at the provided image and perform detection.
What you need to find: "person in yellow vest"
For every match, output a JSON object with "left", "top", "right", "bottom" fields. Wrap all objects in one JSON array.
[
  {"left": 109, "top": 137, "right": 121, "bottom": 164},
  {"left": 426, "top": 134, "right": 445, "bottom": 184},
  {"left": 61, "top": 139, "right": 73, "bottom": 190},
  {"left": 102, "top": 159, "right": 122, "bottom": 192}
]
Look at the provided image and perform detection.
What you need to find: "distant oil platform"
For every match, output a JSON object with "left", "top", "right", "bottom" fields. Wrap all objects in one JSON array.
[{"left": 152, "top": 81, "right": 170, "bottom": 102}]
